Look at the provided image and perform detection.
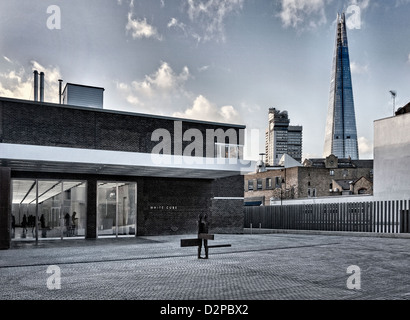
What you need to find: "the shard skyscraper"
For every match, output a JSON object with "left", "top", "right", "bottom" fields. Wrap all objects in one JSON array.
[{"left": 323, "top": 13, "right": 359, "bottom": 160}]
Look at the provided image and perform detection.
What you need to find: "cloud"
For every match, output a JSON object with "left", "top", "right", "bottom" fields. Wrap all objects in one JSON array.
[
  {"left": 132, "top": 61, "right": 190, "bottom": 96},
  {"left": 116, "top": 61, "right": 191, "bottom": 114},
  {"left": 167, "top": 17, "right": 202, "bottom": 43},
  {"left": 358, "top": 136, "right": 373, "bottom": 159},
  {"left": 167, "top": 18, "right": 186, "bottom": 32},
  {"left": 350, "top": 61, "right": 369, "bottom": 74},
  {"left": 0, "top": 60, "right": 61, "bottom": 103},
  {"left": 278, "top": 0, "right": 329, "bottom": 30},
  {"left": 126, "top": 12, "right": 162, "bottom": 40},
  {"left": 173, "top": 95, "right": 243, "bottom": 124},
  {"left": 3, "top": 56, "right": 12, "bottom": 63},
  {"left": 407, "top": 53, "right": 410, "bottom": 64},
  {"left": 116, "top": 62, "right": 242, "bottom": 125},
  {"left": 198, "top": 65, "right": 210, "bottom": 72},
  {"left": 184, "top": 0, "right": 244, "bottom": 42},
  {"left": 349, "top": 0, "right": 370, "bottom": 10}
]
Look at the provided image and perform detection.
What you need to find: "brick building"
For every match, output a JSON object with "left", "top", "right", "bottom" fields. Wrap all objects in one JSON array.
[
  {"left": 0, "top": 93, "right": 253, "bottom": 249},
  {"left": 244, "top": 154, "right": 373, "bottom": 206}
]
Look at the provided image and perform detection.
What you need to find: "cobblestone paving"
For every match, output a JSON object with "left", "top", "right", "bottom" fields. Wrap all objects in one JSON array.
[{"left": 1, "top": 233, "right": 410, "bottom": 300}]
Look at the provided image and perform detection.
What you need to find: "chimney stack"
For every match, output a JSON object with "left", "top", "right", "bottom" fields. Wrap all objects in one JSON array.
[
  {"left": 58, "top": 79, "right": 63, "bottom": 104},
  {"left": 39, "top": 72, "right": 45, "bottom": 102},
  {"left": 33, "top": 71, "right": 39, "bottom": 102}
]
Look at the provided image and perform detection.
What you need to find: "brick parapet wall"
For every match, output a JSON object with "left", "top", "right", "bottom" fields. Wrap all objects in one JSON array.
[{"left": 0, "top": 99, "right": 244, "bottom": 156}]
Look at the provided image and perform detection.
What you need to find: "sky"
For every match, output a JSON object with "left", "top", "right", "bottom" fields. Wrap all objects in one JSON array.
[{"left": 0, "top": 0, "right": 409, "bottom": 161}]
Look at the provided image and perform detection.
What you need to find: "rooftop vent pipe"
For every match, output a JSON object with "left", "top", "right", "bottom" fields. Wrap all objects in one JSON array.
[
  {"left": 58, "top": 79, "right": 63, "bottom": 104},
  {"left": 33, "top": 70, "right": 39, "bottom": 102},
  {"left": 39, "top": 72, "right": 45, "bottom": 102}
]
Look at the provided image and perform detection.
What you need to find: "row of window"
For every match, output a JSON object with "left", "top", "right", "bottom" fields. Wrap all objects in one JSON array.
[{"left": 247, "top": 178, "right": 283, "bottom": 191}]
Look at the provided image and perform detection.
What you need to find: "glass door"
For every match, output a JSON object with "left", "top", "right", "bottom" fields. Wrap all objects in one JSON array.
[{"left": 97, "top": 182, "right": 137, "bottom": 237}]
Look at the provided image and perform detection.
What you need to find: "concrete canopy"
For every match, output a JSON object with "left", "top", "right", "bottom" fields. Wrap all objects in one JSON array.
[{"left": 0, "top": 143, "right": 255, "bottom": 179}]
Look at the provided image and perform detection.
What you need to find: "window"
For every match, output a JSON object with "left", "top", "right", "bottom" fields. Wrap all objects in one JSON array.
[
  {"left": 257, "top": 179, "right": 263, "bottom": 190},
  {"left": 248, "top": 180, "right": 254, "bottom": 191},
  {"left": 11, "top": 179, "right": 87, "bottom": 241},
  {"left": 266, "top": 178, "right": 273, "bottom": 189},
  {"left": 275, "top": 177, "right": 281, "bottom": 189},
  {"left": 308, "top": 188, "right": 317, "bottom": 198},
  {"left": 330, "top": 170, "right": 335, "bottom": 176},
  {"left": 358, "top": 188, "right": 367, "bottom": 195}
]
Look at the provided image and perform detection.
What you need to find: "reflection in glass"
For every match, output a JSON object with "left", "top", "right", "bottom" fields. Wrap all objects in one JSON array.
[
  {"left": 11, "top": 180, "right": 87, "bottom": 241},
  {"left": 97, "top": 182, "right": 137, "bottom": 237}
]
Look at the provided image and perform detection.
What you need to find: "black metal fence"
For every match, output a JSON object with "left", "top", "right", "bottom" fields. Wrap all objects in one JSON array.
[{"left": 244, "top": 200, "right": 410, "bottom": 234}]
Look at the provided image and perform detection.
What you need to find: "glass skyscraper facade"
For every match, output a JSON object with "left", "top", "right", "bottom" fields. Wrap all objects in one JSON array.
[{"left": 323, "top": 13, "right": 359, "bottom": 160}]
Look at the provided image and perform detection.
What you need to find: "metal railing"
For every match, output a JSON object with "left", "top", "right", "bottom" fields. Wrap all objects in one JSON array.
[{"left": 244, "top": 200, "right": 410, "bottom": 234}]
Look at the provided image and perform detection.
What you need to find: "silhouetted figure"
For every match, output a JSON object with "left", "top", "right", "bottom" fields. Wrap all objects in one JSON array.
[
  {"left": 198, "top": 213, "right": 209, "bottom": 259},
  {"left": 29, "top": 215, "right": 36, "bottom": 234},
  {"left": 11, "top": 215, "right": 16, "bottom": 238},
  {"left": 64, "top": 213, "right": 71, "bottom": 236},
  {"left": 71, "top": 212, "right": 78, "bottom": 236},
  {"left": 22, "top": 214, "right": 28, "bottom": 236},
  {"left": 40, "top": 214, "right": 47, "bottom": 238}
]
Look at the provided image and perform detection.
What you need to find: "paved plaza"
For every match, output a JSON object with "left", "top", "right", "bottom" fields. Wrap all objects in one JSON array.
[{"left": 1, "top": 232, "right": 410, "bottom": 302}]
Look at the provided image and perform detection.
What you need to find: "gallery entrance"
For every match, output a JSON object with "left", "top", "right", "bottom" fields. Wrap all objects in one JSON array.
[
  {"left": 11, "top": 179, "right": 87, "bottom": 241},
  {"left": 97, "top": 181, "right": 137, "bottom": 238}
]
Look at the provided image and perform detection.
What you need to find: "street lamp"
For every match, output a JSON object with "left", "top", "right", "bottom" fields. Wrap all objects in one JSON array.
[
  {"left": 280, "top": 178, "right": 286, "bottom": 206},
  {"left": 390, "top": 90, "right": 397, "bottom": 116}
]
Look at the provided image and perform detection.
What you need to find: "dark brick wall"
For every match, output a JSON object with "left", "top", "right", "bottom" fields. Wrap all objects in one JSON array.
[
  {"left": 210, "top": 199, "right": 244, "bottom": 234},
  {"left": 0, "top": 99, "right": 244, "bottom": 156},
  {"left": 136, "top": 175, "right": 245, "bottom": 236},
  {"left": 0, "top": 168, "right": 11, "bottom": 250},
  {"left": 209, "top": 175, "right": 244, "bottom": 234},
  {"left": 136, "top": 177, "right": 213, "bottom": 236}
]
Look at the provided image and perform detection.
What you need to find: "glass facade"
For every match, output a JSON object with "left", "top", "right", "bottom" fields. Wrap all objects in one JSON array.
[
  {"left": 214, "top": 143, "right": 244, "bottom": 160},
  {"left": 11, "top": 180, "right": 86, "bottom": 241},
  {"left": 97, "top": 182, "right": 137, "bottom": 237},
  {"left": 324, "top": 13, "right": 359, "bottom": 160}
]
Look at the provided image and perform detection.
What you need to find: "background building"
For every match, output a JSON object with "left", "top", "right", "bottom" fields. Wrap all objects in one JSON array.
[
  {"left": 244, "top": 154, "right": 373, "bottom": 206},
  {"left": 265, "top": 108, "right": 303, "bottom": 166},
  {"left": 323, "top": 13, "right": 359, "bottom": 160},
  {"left": 374, "top": 106, "right": 410, "bottom": 200}
]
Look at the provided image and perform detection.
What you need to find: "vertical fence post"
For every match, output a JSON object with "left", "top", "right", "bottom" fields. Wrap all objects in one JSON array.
[{"left": 392, "top": 201, "right": 396, "bottom": 234}]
